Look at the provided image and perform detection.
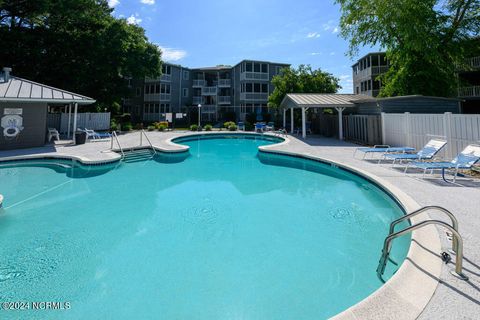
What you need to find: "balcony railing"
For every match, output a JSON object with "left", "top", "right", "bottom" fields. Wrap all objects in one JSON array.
[
  {"left": 200, "top": 105, "right": 216, "bottom": 113},
  {"left": 201, "top": 86, "right": 217, "bottom": 95},
  {"left": 371, "top": 66, "right": 389, "bottom": 75},
  {"left": 217, "top": 79, "right": 231, "bottom": 87},
  {"left": 218, "top": 96, "right": 231, "bottom": 104},
  {"left": 240, "top": 72, "right": 269, "bottom": 81},
  {"left": 193, "top": 96, "right": 203, "bottom": 105},
  {"left": 354, "top": 65, "right": 389, "bottom": 80},
  {"left": 240, "top": 92, "right": 268, "bottom": 101},
  {"left": 458, "top": 86, "right": 480, "bottom": 98},
  {"left": 160, "top": 74, "right": 171, "bottom": 82},
  {"left": 144, "top": 93, "right": 171, "bottom": 101},
  {"left": 193, "top": 80, "right": 205, "bottom": 87}
]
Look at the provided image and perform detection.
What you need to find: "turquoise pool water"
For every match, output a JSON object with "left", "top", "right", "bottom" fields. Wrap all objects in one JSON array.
[{"left": 0, "top": 135, "right": 409, "bottom": 319}]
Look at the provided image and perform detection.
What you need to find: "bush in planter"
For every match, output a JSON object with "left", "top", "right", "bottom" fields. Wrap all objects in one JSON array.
[
  {"left": 123, "top": 122, "right": 133, "bottom": 131},
  {"left": 245, "top": 122, "right": 254, "bottom": 131},
  {"left": 158, "top": 124, "right": 167, "bottom": 132},
  {"left": 224, "top": 121, "right": 235, "bottom": 129},
  {"left": 228, "top": 124, "right": 237, "bottom": 131},
  {"left": 190, "top": 124, "right": 199, "bottom": 131},
  {"left": 147, "top": 125, "right": 155, "bottom": 131},
  {"left": 204, "top": 124, "right": 213, "bottom": 131}
]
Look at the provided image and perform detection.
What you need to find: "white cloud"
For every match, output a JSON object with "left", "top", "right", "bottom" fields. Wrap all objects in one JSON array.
[
  {"left": 126, "top": 14, "right": 142, "bottom": 25},
  {"left": 332, "top": 27, "right": 339, "bottom": 34},
  {"left": 307, "top": 32, "right": 320, "bottom": 38},
  {"left": 330, "top": 51, "right": 336, "bottom": 56},
  {"left": 158, "top": 46, "right": 187, "bottom": 61},
  {"left": 108, "top": 0, "right": 120, "bottom": 7},
  {"left": 140, "top": 0, "right": 155, "bottom": 4},
  {"left": 310, "top": 52, "right": 322, "bottom": 56}
]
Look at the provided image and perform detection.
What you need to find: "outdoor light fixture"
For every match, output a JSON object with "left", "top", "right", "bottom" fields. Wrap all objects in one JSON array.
[{"left": 197, "top": 104, "right": 202, "bottom": 129}]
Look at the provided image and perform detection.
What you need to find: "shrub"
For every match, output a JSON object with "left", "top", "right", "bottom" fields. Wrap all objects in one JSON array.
[
  {"left": 228, "top": 124, "right": 237, "bottom": 131},
  {"left": 224, "top": 121, "right": 235, "bottom": 129},
  {"left": 190, "top": 124, "right": 199, "bottom": 131},
  {"left": 158, "top": 124, "right": 167, "bottom": 132},
  {"left": 147, "top": 126, "right": 155, "bottom": 131},
  {"left": 204, "top": 124, "right": 213, "bottom": 131},
  {"left": 134, "top": 123, "right": 144, "bottom": 130},
  {"left": 110, "top": 120, "right": 118, "bottom": 131},
  {"left": 123, "top": 122, "right": 133, "bottom": 131},
  {"left": 245, "top": 122, "right": 254, "bottom": 131}
]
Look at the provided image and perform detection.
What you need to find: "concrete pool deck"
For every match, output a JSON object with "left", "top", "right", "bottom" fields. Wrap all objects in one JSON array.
[{"left": 0, "top": 131, "right": 479, "bottom": 319}]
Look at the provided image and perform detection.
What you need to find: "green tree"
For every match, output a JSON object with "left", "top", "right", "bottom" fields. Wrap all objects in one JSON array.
[
  {"left": 268, "top": 65, "right": 340, "bottom": 108},
  {"left": 336, "top": 0, "right": 480, "bottom": 97},
  {"left": 0, "top": 0, "right": 162, "bottom": 109}
]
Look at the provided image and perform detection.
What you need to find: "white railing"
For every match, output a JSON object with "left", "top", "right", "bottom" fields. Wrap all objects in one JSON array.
[
  {"left": 201, "top": 86, "right": 217, "bottom": 95},
  {"left": 355, "top": 66, "right": 389, "bottom": 80},
  {"left": 371, "top": 65, "right": 389, "bottom": 75},
  {"left": 218, "top": 96, "right": 231, "bottom": 104},
  {"left": 56, "top": 112, "right": 111, "bottom": 133},
  {"left": 240, "top": 72, "right": 269, "bottom": 81},
  {"left": 218, "top": 79, "right": 231, "bottom": 87},
  {"left": 240, "top": 92, "right": 268, "bottom": 101},
  {"left": 193, "top": 96, "right": 203, "bottom": 105},
  {"left": 458, "top": 86, "right": 480, "bottom": 98},
  {"left": 193, "top": 80, "right": 205, "bottom": 87},
  {"left": 160, "top": 74, "right": 171, "bottom": 82}
]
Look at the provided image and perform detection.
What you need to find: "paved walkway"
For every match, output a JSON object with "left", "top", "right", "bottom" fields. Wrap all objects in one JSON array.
[{"left": 0, "top": 131, "right": 479, "bottom": 318}]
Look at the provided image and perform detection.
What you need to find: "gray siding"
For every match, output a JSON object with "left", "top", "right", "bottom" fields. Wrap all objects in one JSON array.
[
  {"left": 356, "top": 97, "right": 461, "bottom": 115},
  {"left": 0, "top": 102, "right": 47, "bottom": 150}
]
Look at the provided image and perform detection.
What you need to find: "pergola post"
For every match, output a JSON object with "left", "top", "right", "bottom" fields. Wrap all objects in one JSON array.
[
  {"left": 335, "top": 107, "right": 346, "bottom": 140},
  {"left": 283, "top": 109, "right": 286, "bottom": 129},
  {"left": 67, "top": 103, "right": 72, "bottom": 138},
  {"left": 301, "top": 107, "right": 306, "bottom": 139},
  {"left": 290, "top": 108, "right": 294, "bottom": 134},
  {"left": 72, "top": 102, "right": 78, "bottom": 144}
]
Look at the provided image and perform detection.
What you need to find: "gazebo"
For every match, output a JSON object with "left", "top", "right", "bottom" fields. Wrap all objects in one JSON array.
[
  {"left": 0, "top": 67, "right": 95, "bottom": 149},
  {"left": 280, "top": 93, "right": 374, "bottom": 139}
]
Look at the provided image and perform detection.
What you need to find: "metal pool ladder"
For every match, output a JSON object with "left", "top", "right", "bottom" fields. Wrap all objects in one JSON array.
[
  {"left": 111, "top": 131, "right": 125, "bottom": 159},
  {"left": 376, "top": 206, "right": 468, "bottom": 281},
  {"left": 140, "top": 130, "right": 157, "bottom": 155}
]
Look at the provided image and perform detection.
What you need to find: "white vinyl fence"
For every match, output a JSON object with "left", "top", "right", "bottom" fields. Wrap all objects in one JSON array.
[
  {"left": 382, "top": 112, "right": 480, "bottom": 159},
  {"left": 47, "top": 112, "right": 111, "bottom": 133}
]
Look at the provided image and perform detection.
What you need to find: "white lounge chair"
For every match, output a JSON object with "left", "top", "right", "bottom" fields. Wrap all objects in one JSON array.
[{"left": 47, "top": 128, "right": 60, "bottom": 142}]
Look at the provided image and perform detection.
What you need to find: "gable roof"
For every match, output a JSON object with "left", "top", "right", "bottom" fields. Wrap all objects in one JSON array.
[
  {"left": 0, "top": 77, "right": 95, "bottom": 104},
  {"left": 280, "top": 93, "right": 375, "bottom": 109}
]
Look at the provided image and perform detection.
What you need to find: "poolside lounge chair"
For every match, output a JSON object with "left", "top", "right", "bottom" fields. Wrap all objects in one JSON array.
[
  {"left": 405, "top": 144, "right": 480, "bottom": 182},
  {"left": 354, "top": 145, "right": 416, "bottom": 159},
  {"left": 237, "top": 122, "right": 245, "bottom": 131},
  {"left": 254, "top": 122, "right": 266, "bottom": 133},
  {"left": 294, "top": 122, "right": 312, "bottom": 135},
  {"left": 78, "top": 128, "right": 111, "bottom": 141},
  {"left": 47, "top": 128, "right": 60, "bottom": 142},
  {"left": 380, "top": 139, "right": 447, "bottom": 165},
  {"left": 266, "top": 122, "right": 275, "bottom": 131}
]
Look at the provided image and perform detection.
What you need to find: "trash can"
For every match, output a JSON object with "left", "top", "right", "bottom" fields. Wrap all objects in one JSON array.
[{"left": 75, "top": 131, "right": 87, "bottom": 145}]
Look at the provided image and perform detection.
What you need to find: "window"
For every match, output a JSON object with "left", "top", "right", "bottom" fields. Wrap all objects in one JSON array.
[
  {"left": 136, "top": 87, "right": 141, "bottom": 96},
  {"left": 155, "top": 84, "right": 160, "bottom": 94},
  {"left": 246, "top": 62, "right": 252, "bottom": 72},
  {"left": 162, "top": 64, "right": 171, "bottom": 75},
  {"left": 254, "top": 63, "right": 260, "bottom": 72},
  {"left": 182, "top": 88, "right": 188, "bottom": 97},
  {"left": 261, "top": 64, "right": 267, "bottom": 73},
  {"left": 161, "top": 84, "right": 171, "bottom": 94},
  {"left": 183, "top": 70, "right": 189, "bottom": 80},
  {"left": 261, "top": 83, "right": 268, "bottom": 93},
  {"left": 160, "top": 103, "right": 171, "bottom": 113},
  {"left": 254, "top": 83, "right": 261, "bottom": 92},
  {"left": 246, "top": 83, "right": 253, "bottom": 92}
]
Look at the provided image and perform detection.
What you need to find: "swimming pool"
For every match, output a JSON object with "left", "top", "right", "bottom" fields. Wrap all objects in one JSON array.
[{"left": 0, "top": 134, "right": 409, "bottom": 319}]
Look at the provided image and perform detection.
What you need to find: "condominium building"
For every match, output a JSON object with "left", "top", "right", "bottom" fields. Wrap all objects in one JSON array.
[
  {"left": 457, "top": 55, "right": 480, "bottom": 113},
  {"left": 352, "top": 52, "right": 389, "bottom": 97},
  {"left": 124, "top": 60, "right": 290, "bottom": 123}
]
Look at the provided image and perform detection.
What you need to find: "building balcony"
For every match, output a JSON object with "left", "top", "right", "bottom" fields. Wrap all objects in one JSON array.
[
  {"left": 160, "top": 74, "right": 171, "bottom": 82},
  {"left": 458, "top": 85, "right": 480, "bottom": 98},
  {"left": 240, "top": 92, "right": 268, "bottom": 101},
  {"left": 144, "top": 93, "right": 171, "bottom": 102},
  {"left": 354, "top": 65, "right": 389, "bottom": 80},
  {"left": 201, "top": 86, "right": 217, "bottom": 96},
  {"left": 200, "top": 105, "right": 216, "bottom": 113},
  {"left": 217, "top": 79, "right": 231, "bottom": 87},
  {"left": 193, "top": 96, "right": 203, "bottom": 105},
  {"left": 218, "top": 96, "right": 231, "bottom": 105},
  {"left": 240, "top": 72, "right": 269, "bottom": 81},
  {"left": 193, "top": 80, "right": 206, "bottom": 87}
]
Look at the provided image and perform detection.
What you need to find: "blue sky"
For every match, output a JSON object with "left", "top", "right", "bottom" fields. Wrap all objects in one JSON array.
[{"left": 108, "top": 0, "right": 378, "bottom": 93}]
